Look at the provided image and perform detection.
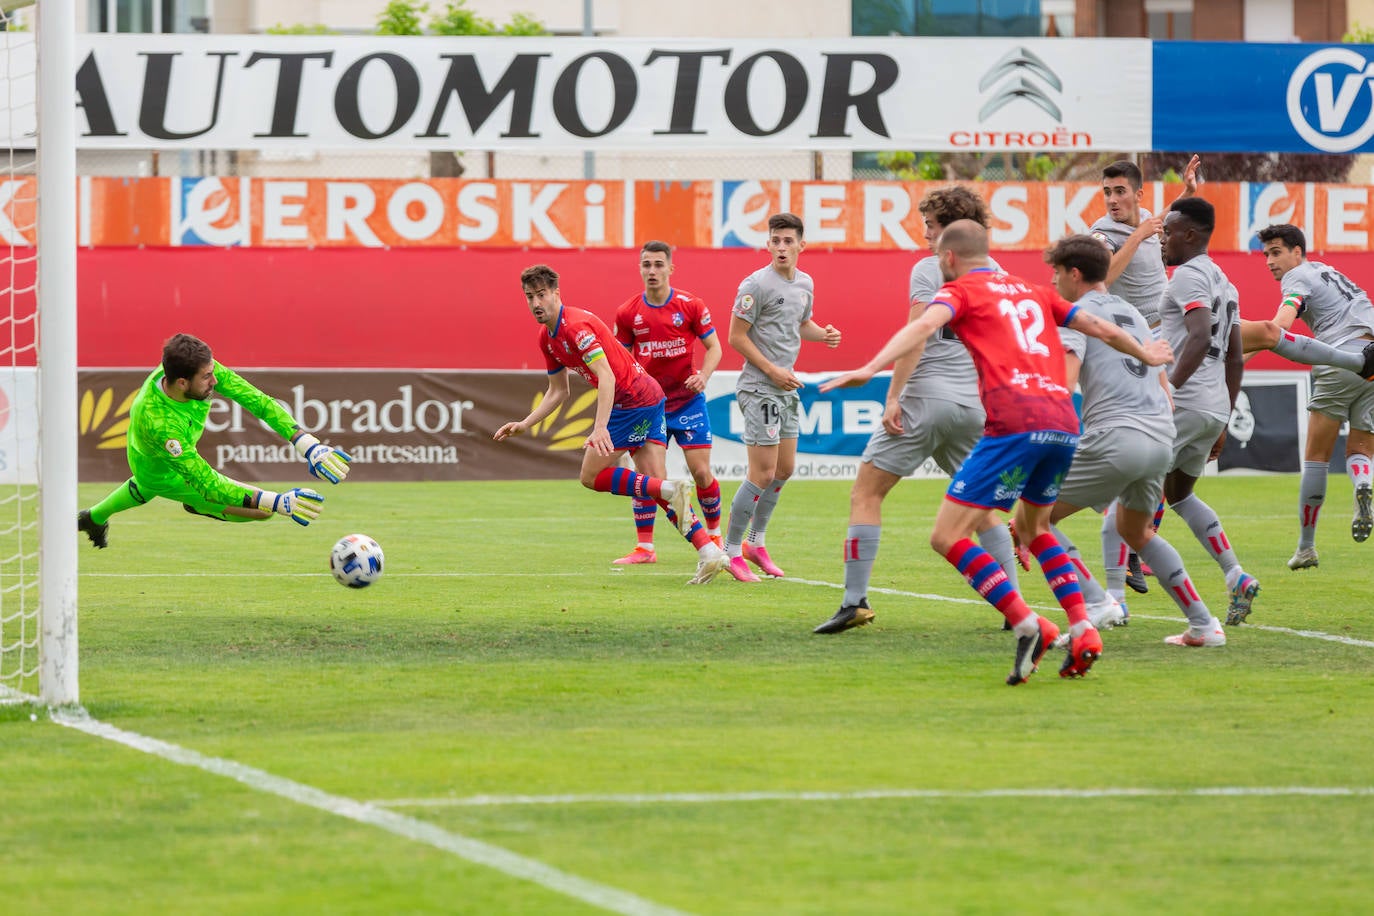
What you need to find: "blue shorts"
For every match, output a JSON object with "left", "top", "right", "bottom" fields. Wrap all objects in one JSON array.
[
  {"left": 609, "top": 400, "right": 668, "bottom": 452},
  {"left": 665, "top": 393, "right": 712, "bottom": 449},
  {"left": 946, "top": 430, "right": 1079, "bottom": 511}
]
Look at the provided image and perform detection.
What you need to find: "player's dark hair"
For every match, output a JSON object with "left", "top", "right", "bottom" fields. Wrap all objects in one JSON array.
[
  {"left": 640, "top": 240, "right": 672, "bottom": 260},
  {"left": 1044, "top": 234, "right": 1110, "bottom": 284},
  {"left": 936, "top": 219, "right": 988, "bottom": 259},
  {"left": 162, "top": 333, "right": 212, "bottom": 382},
  {"left": 918, "top": 186, "right": 991, "bottom": 229},
  {"left": 1169, "top": 196, "right": 1215, "bottom": 234},
  {"left": 768, "top": 212, "right": 805, "bottom": 239},
  {"left": 1257, "top": 223, "right": 1307, "bottom": 257},
  {"left": 520, "top": 264, "right": 559, "bottom": 291},
  {"left": 1102, "top": 160, "right": 1144, "bottom": 190}
]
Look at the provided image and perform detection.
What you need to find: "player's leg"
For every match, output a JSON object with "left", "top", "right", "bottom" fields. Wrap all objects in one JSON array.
[
  {"left": 1348, "top": 429, "right": 1374, "bottom": 543},
  {"left": 582, "top": 404, "right": 693, "bottom": 534},
  {"left": 1120, "top": 505, "right": 1223, "bottom": 647},
  {"left": 741, "top": 395, "right": 799, "bottom": 578},
  {"left": 79, "top": 477, "right": 151, "bottom": 548},
  {"left": 1291, "top": 411, "right": 1341, "bottom": 568},
  {"left": 813, "top": 460, "right": 899, "bottom": 634},
  {"left": 614, "top": 451, "right": 658, "bottom": 565},
  {"left": 672, "top": 394, "right": 724, "bottom": 544},
  {"left": 1244, "top": 319, "right": 1374, "bottom": 376},
  {"left": 1165, "top": 410, "right": 1259, "bottom": 624}
]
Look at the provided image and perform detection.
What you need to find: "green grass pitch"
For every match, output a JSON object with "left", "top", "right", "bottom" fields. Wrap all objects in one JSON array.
[{"left": 3, "top": 477, "right": 1373, "bottom": 914}]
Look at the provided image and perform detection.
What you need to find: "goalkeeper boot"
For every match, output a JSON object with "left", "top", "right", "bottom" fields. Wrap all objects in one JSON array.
[
  {"left": 741, "top": 542, "right": 785, "bottom": 578},
  {"left": 813, "top": 599, "right": 874, "bottom": 634},
  {"left": 613, "top": 546, "right": 657, "bottom": 565},
  {"left": 78, "top": 510, "right": 109, "bottom": 549},
  {"left": 1007, "top": 615, "right": 1059, "bottom": 686},
  {"left": 1059, "top": 626, "right": 1104, "bottom": 679}
]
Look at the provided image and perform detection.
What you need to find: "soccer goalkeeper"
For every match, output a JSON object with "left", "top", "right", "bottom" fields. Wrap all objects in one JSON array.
[{"left": 77, "top": 333, "right": 352, "bottom": 548}]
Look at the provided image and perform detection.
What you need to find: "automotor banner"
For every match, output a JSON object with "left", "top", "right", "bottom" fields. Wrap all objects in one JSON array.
[
  {"left": 70, "top": 35, "right": 1150, "bottom": 151},
  {"left": 77, "top": 370, "right": 581, "bottom": 483}
]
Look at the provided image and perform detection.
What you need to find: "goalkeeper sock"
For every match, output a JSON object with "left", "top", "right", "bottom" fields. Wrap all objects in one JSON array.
[{"left": 90, "top": 478, "right": 147, "bottom": 525}]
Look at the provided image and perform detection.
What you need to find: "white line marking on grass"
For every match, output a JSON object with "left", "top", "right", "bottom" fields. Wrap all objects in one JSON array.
[
  {"left": 51, "top": 710, "right": 692, "bottom": 916},
  {"left": 372, "top": 785, "right": 1374, "bottom": 808},
  {"left": 783, "top": 577, "right": 1374, "bottom": 648}
]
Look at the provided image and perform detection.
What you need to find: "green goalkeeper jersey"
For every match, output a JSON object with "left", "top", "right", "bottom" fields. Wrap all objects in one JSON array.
[{"left": 126, "top": 361, "right": 297, "bottom": 506}]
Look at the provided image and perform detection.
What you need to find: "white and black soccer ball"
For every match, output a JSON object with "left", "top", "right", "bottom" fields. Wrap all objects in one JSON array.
[{"left": 330, "top": 533, "right": 384, "bottom": 588}]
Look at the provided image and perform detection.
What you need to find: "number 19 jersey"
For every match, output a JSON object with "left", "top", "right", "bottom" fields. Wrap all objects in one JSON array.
[{"left": 931, "top": 267, "right": 1080, "bottom": 438}]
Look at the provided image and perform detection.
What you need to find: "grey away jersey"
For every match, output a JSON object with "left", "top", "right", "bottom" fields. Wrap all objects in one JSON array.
[
  {"left": 1059, "top": 290, "right": 1175, "bottom": 445},
  {"left": 1159, "top": 254, "right": 1237, "bottom": 422},
  {"left": 1280, "top": 259, "right": 1374, "bottom": 346},
  {"left": 900, "top": 255, "right": 990, "bottom": 405},
  {"left": 733, "top": 265, "right": 815, "bottom": 395},
  {"left": 1089, "top": 210, "right": 1166, "bottom": 326}
]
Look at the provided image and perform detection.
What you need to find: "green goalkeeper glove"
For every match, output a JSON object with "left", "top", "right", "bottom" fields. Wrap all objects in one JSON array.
[
  {"left": 292, "top": 432, "right": 352, "bottom": 484},
  {"left": 256, "top": 487, "right": 324, "bottom": 527}
]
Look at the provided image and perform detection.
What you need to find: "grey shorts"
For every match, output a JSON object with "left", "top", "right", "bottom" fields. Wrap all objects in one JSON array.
[
  {"left": 862, "top": 397, "right": 984, "bottom": 477},
  {"left": 735, "top": 388, "right": 800, "bottom": 446},
  {"left": 1309, "top": 363, "right": 1374, "bottom": 431},
  {"left": 1058, "top": 427, "right": 1172, "bottom": 513},
  {"left": 1171, "top": 408, "right": 1227, "bottom": 478}
]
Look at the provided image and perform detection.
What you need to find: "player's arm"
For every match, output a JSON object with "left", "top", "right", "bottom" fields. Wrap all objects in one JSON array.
[
  {"left": 494, "top": 370, "right": 570, "bottom": 440},
  {"left": 882, "top": 300, "right": 929, "bottom": 435},
  {"left": 582, "top": 355, "right": 617, "bottom": 457},
  {"left": 1066, "top": 309, "right": 1172, "bottom": 366},
  {"left": 214, "top": 363, "right": 351, "bottom": 484},
  {"left": 1102, "top": 219, "right": 1163, "bottom": 287},
  {"left": 1179, "top": 155, "right": 1202, "bottom": 198},
  {"left": 156, "top": 430, "right": 321, "bottom": 526},
  {"left": 800, "top": 319, "right": 842, "bottom": 347},
  {"left": 820, "top": 302, "right": 948, "bottom": 391},
  {"left": 729, "top": 311, "right": 796, "bottom": 390},
  {"left": 686, "top": 329, "right": 722, "bottom": 394},
  {"left": 1168, "top": 307, "right": 1213, "bottom": 390}
]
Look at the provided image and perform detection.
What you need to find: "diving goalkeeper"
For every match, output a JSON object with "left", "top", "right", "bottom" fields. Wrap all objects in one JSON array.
[{"left": 78, "top": 333, "right": 352, "bottom": 548}]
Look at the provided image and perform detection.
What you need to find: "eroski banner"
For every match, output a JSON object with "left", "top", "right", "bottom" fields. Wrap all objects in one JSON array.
[{"left": 72, "top": 35, "right": 1150, "bottom": 151}]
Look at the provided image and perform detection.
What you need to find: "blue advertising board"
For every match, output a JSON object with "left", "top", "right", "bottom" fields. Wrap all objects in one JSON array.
[{"left": 1153, "top": 41, "right": 1374, "bottom": 154}]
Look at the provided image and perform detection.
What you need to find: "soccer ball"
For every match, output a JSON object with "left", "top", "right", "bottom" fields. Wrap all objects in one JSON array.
[{"left": 330, "top": 533, "right": 384, "bottom": 588}]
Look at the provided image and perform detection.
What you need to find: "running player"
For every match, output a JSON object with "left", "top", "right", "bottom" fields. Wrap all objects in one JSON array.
[
  {"left": 813, "top": 187, "right": 1023, "bottom": 635},
  {"left": 1045, "top": 235, "right": 1226, "bottom": 648},
  {"left": 723, "top": 213, "right": 842, "bottom": 583},
  {"left": 1157, "top": 197, "right": 1260, "bottom": 625},
  {"left": 77, "top": 333, "right": 344, "bottom": 547},
  {"left": 1249, "top": 224, "right": 1374, "bottom": 570},
  {"left": 494, "top": 264, "right": 728, "bottom": 585},
  {"left": 611, "top": 241, "right": 725, "bottom": 565},
  {"left": 822, "top": 220, "right": 1173, "bottom": 684}
]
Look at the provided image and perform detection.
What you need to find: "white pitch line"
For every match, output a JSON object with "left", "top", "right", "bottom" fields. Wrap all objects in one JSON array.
[
  {"left": 371, "top": 785, "right": 1374, "bottom": 809},
  {"left": 51, "top": 710, "right": 692, "bottom": 916}
]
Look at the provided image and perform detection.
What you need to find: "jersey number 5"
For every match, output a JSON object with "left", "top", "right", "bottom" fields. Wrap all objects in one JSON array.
[{"left": 998, "top": 298, "right": 1050, "bottom": 356}]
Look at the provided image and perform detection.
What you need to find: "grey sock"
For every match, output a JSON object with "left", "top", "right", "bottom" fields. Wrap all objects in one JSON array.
[
  {"left": 745, "top": 478, "right": 786, "bottom": 545},
  {"left": 1170, "top": 493, "right": 1241, "bottom": 579},
  {"left": 842, "top": 524, "right": 881, "bottom": 606},
  {"left": 1298, "top": 460, "right": 1327, "bottom": 549},
  {"left": 1272, "top": 333, "right": 1364, "bottom": 373},
  {"left": 1139, "top": 535, "right": 1211, "bottom": 627},
  {"left": 977, "top": 523, "right": 1020, "bottom": 593},
  {"left": 724, "top": 480, "right": 764, "bottom": 555}
]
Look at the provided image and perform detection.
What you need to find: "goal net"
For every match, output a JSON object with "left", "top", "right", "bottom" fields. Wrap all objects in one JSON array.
[{"left": 0, "top": 1, "right": 78, "bottom": 707}]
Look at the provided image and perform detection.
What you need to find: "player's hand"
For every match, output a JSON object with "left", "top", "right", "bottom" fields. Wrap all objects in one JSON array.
[
  {"left": 1209, "top": 428, "right": 1227, "bottom": 461},
  {"left": 292, "top": 433, "right": 351, "bottom": 485},
  {"left": 882, "top": 401, "right": 904, "bottom": 435},
  {"left": 584, "top": 427, "right": 614, "bottom": 457},
  {"left": 1133, "top": 214, "right": 1163, "bottom": 241},
  {"left": 1141, "top": 339, "right": 1174, "bottom": 366},
  {"left": 766, "top": 365, "right": 802, "bottom": 391},
  {"left": 261, "top": 487, "right": 324, "bottom": 527},
  {"left": 1182, "top": 155, "right": 1202, "bottom": 195},
  {"left": 822, "top": 324, "right": 842, "bottom": 348},
  {"left": 493, "top": 420, "right": 527, "bottom": 441},
  {"left": 820, "top": 368, "right": 874, "bottom": 392}
]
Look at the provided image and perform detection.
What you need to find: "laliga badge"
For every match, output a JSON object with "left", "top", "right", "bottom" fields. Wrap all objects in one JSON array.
[{"left": 164, "top": 439, "right": 183, "bottom": 457}]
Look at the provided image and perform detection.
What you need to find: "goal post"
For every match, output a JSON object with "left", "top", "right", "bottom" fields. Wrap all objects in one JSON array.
[{"left": 37, "top": 0, "right": 78, "bottom": 707}]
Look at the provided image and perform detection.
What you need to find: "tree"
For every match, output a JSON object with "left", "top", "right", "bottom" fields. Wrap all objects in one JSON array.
[{"left": 376, "top": 0, "right": 428, "bottom": 35}]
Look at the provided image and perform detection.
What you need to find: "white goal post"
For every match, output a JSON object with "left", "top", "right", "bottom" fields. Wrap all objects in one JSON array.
[{"left": 0, "top": 0, "right": 77, "bottom": 707}]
